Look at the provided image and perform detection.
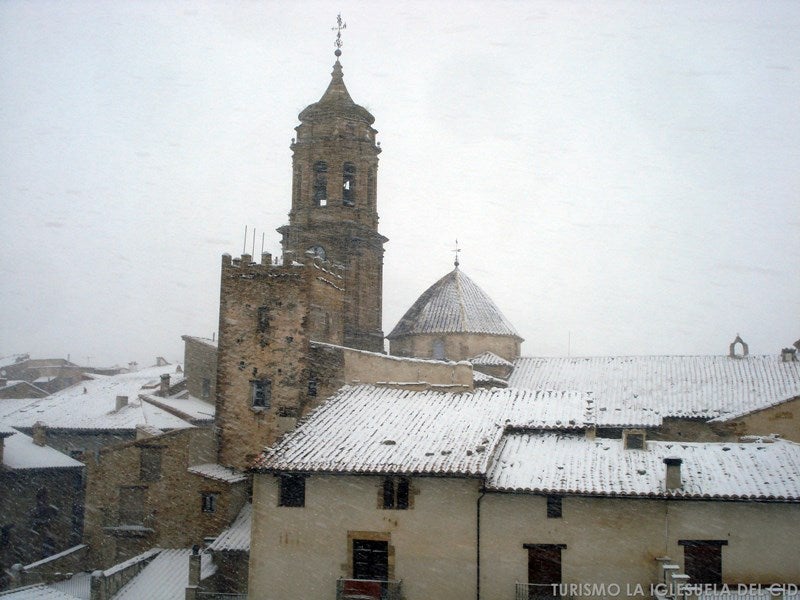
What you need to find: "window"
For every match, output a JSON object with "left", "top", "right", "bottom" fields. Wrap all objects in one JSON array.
[
  {"left": 381, "top": 476, "right": 410, "bottom": 509},
  {"left": 313, "top": 161, "right": 328, "bottom": 206},
  {"left": 69, "top": 448, "right": 85, "bottom": 460},
  {"left": 257, "top": 305, "right": 269, "bottom": 333},
  {"left": 343, "top": 162, "right": 356, "bottom": 206},
  {"left": 524, "top": 544, "right": 566, "bottom": 598},
  {"left": 140, "top": 447, "right": 162, "bottom": 482},
  {"left": 201, "top": 493, "right": 218, "bottom": 513},
  {"left": 432, "top": 339, "right": 445, "bottom": 360},
  {"left": 201, "top": 378, "right": 211, "bottom": 399},
  {"left": 118, "top": 486, "right": 145, "bottom": 525},
  {"left": 623, "top": 430, "right": 645, "bottom": 450},
  {"left": 279, "top": 474, "right": 305, "bottom": 507},
  {"left": 307, "top": 376, "right": 318, "bottom": 397},
  {"left": 546, "top": 495, "right": 562, "bottom": 518},
  {"left": 252, "top": 378, "right": 271, "bottom": 409},
  {"left": 679, "top": 540, "right": 727, "bottom": 585}
]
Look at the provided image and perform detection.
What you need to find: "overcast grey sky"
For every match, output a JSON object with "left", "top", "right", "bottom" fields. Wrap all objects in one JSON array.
[{"left": 1, "top": 1, "right": 798, "bottom": 367}]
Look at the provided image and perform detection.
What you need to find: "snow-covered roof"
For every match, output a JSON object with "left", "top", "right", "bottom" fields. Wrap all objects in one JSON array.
[
  {"left": 509, "top": 355, "right": 800, "bottom": 420},
  {"left": 0, "top": 353, "right": 29, "bottom": 370},
  {"left": 140, "top": 393, "right": 215, "bottom": 422},
  {"left": 111, "top": 549, "right": 216, "bottom": 600},
  {"left": 0, "top": 365, "right": 194, "bottom": 431},
  {"left": 181, "top": 335, "right": 218, "bottom": 349},
  {"left": 486, "top": 432, "right": 800, "bottom": 501},
  {"left": 188, "top": 463, "right": 248, "bottom": 483},
  {"left": 470, "top": 351, "right": 514, "bottom": 367},
  {"left": 254, "top": 385, "right": 656, "bottom": 476},
  {"left": 208, "top": 503, "right": 252, "bottom": 552},
  {"left": 473, "top": 370, "right": 508, "bottom": 387},
  {"left": 0, "top": 584, "right": 81, "bottom": 599},
  {"left": 2, "top": 427, "right": 83, "bottom": 470},
  {"left": 387, "top": 268, "right": 521, "bottom": 340},
  {"left": 49, "top": 572, "right": 90, "bottom": 600}
]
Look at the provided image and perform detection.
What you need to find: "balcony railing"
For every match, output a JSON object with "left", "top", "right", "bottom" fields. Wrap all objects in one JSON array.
[
  {"left": 515, "top": 582, "right": 569, "bottom": 600},
  {"left": 336, "top": 578, "right": 403, "bottom": 600}
]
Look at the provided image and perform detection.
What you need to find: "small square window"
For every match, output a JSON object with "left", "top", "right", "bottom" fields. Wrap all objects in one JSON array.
[
  {"left": 279, "top": 474, "right": 305, "bottom": 507},
  {"left": 547, "top": 495, "right": 562, "bottom": 518},
  {"left": 201, "top": 493, "right": 218, "bottom": 513}
]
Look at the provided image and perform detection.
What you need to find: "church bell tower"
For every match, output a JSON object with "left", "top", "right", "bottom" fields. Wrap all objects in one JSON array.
[{"left": 278, "top": 19, "right": 387, "bottom": 352}]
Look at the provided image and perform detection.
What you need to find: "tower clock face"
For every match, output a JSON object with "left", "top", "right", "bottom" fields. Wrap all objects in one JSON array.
[{"left": 308, "top": 245, "right": 326, "bottom": 259}]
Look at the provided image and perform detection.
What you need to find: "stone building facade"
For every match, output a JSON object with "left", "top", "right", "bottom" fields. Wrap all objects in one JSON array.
[
  {"left": 82, "top": 426, "right": 248, "bottom": 568},
  {"left": 214, "top": 253, "right": 345, "bottom": 470},
  {"left": 181, "top": 335, "right": 218, "bottom": 402},
  {"left": 277, "top": 57, "right": 387, "bottom": 353}
]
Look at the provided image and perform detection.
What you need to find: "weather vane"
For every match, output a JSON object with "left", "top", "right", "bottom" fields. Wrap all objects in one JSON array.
[
  {"left": 332, "top": 13, "right": 346, "bottom": 57},
  {"left": 453, "top": 239, "right": 461, "bottom": 268}
]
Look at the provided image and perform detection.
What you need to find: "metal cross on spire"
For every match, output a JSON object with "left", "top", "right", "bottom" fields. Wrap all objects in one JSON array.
[
  {"left": 453, "top": 239, "right": 461, "bottom": 268},
  {"left": 332, "top": 13, "right": 346, "bottom": 57}
]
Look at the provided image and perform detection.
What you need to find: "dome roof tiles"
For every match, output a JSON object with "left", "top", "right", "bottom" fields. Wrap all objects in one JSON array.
[{"left": 387, "top": 268, "right": 520, "bottom": 340}]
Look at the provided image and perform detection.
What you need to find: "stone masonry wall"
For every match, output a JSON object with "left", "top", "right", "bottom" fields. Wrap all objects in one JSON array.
[{"left": 215, "top": 253, "right": 344, "bottom": 470}]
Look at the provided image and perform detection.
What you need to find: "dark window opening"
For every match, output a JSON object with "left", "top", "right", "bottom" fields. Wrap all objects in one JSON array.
[
  {"left": 625, "top": 431, "right": 645, "bottom": 449},
  {"left": 524, "top": 544, "right": 566, "bottom": 598},
  {"left": 201, "top": 493, "right": 218, "bottom": 513},
  {"left": 252, "top": 378, "right": 271, "bottom": 408},
  {"left": 279, "top": 474, "right": 306, "bottom": 507},
  {"left": 353, "top": 539, "right": 388, "bottom": 581},
  {"left": 201, "top": 378, "right": 211, "bottom": 399},
  {"left": 382, "top": 476, "right": 410, "bottom": 510},
  {"left": 546, "top": 495, "right": 562, "bottom": 519},
  {"left": 140, "top": 447, "right": 162, "bottom": 482},
  {"left": 313, "top": 161, "right": 328, "bottom": 206},
  {"left": 257, "top": 305, "right": 269, "bottom": 333},
  {"left": 308, "top": 376, "right": 318, "bottom": 397},
  {"left": 343, "top": 163, "right": 356, "bottom": 206},
  {"left": 680, "top": 540, "right": 727, "bottom": 585}
]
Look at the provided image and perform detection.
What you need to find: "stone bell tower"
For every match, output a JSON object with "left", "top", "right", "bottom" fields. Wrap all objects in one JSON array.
[{"left": 277, "top": 22, "right": 387, "bottom": 353}]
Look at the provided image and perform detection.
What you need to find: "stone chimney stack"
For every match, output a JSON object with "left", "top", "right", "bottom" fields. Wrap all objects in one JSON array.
[
  {"left": 32, "top": 421, "right": 46, "bottom": 447},
  {"left": 115, "top": 395, "right": 128, "bottom": 411},
  {"left": 188, "top": 546, "right": 202, "bottom": 586},
  {"left": 781, "top": 347, "right": 797, "bottom": 362},
  {"left": 664, "top": 457, "right": 683, "bottom": 490},
  {"left": 261, "top": 252, "right": 272, "bottom": 266},
  {"left": 159, "top": 374, "right": 170, "bottom": 397}
]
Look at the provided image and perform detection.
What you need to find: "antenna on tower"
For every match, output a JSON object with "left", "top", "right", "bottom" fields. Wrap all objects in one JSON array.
[
  {"left": 242, "top": 225, "right": 247, "bottom": 254},
  {"left": 252, "top": 228, "right": 256, "bottom": 256},
  {"left": 261, "top": 232, "right": 265, "bottom": 255}
]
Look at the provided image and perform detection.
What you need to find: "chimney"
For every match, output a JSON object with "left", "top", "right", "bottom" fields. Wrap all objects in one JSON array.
[
  {"left": 159, "top": 374, "right": 171, "bottom": 396},
  {"left": 261, "top": 252, "right": 272, "bottom": 266},
  {"left": 664, "top": 457, "right": 683, "bottom": 490},
  {"left": 241, "top": 253, "right": 252, "bottom": 264},
  {"left": 188, "top": 546, "right": 202, "bottom": 586},
  {"left": 32, "top": 421, "right": 46, "bottom": 447},
  {"left": 116, "top": 395, "right": 128, "bottom": 411},
  {"left": 781, "top": 348, "right": 797, "bottom": 363}
]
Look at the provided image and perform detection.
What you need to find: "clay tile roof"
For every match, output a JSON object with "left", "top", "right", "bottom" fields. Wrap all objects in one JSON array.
[
  {"left": 387, "top": 269, "right": 521, "bottom": 340},
  {"left": 298, "top": 60, "right": 374, "bottom": 124}
]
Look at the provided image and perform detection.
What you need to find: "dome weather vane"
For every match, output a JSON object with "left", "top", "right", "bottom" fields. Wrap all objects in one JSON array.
[
  {"left": 453, "top": 239, "right": 461, "bottom": 268},
  {"left": 332, "top": 13, "right": 346, "bottom": 57}
]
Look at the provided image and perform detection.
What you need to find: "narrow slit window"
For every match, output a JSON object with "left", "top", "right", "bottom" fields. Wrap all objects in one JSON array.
[
  {"left": 546, "top": 495, "right": 562, "bottom": 518},
  {"left": 343, "top": 163, "right": 356, "bottom": 206},
  {"left": 313, "top": 161, "right": 328, "bottom": 206},
  {"left": 381, "top": 477, "right": 411, "bottom": 510}
]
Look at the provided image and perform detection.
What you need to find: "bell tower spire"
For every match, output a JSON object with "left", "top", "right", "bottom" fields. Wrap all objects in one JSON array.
[{"left": 278, "top": 17, "right": 387, "bottom": 352}]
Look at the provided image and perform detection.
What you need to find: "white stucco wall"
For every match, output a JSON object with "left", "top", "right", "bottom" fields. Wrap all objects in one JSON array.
[{"left": 249, "top": 473, "right": 481, "bottom": 600}]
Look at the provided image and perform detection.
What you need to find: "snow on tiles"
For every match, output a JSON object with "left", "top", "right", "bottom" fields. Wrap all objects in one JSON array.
[
  {"left": 0, "top": 365, "right": 193, "bottom": 431},
  {"left": 486, "top": 432, "right": 800, "bottom": 500},
  {"left": 254, "top": 384, "right": 659, "bottom": 476}
]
